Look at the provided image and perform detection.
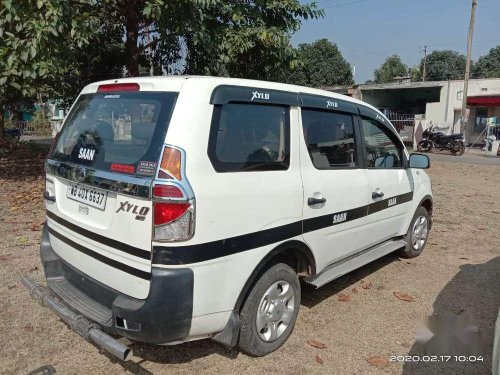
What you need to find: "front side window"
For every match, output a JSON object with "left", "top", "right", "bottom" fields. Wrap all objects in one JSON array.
[
  {"left": 208, "top": 103, "right": 290, "bottom": 172},
  {"left": 301, "top": 109, "right": 356, "bottom": 169},
  {"left": 362, "top": 117, "right": 403, "bottom": 168}
]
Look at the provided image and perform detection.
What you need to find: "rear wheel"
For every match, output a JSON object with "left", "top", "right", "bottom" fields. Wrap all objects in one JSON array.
[
  {"left": 238, "top": 263, "right": 300, "bottom": 356},
  {"left": 417, "top": 141, "right": 432, "bottom": 153},
  {"left": 399, "top": 206, "right": 430, "bottom": 259}
]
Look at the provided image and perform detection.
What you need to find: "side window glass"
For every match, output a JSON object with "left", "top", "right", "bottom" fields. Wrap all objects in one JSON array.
[
  {"left": 361, "top": 117, "right": 402, "bottom": 168},
  {"left": 208, "top": 103, "right": 289, "bottom": 172},
  {"left": 301, "top": 109, "right": 356, "bottom": 169}
]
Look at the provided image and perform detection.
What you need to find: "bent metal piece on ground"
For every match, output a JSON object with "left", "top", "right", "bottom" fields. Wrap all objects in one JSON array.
[{"left": 22, "top": 76, "right": 433, "bottom": 359}]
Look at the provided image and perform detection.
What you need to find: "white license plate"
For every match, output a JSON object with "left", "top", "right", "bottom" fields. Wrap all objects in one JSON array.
[{"left": 67, "top": 184, "right": 108, "bottom": 210}]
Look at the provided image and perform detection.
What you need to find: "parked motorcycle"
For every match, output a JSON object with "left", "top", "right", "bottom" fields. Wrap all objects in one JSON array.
[{"left": 417, "top": 126, "right": 465, "bottom": 155}]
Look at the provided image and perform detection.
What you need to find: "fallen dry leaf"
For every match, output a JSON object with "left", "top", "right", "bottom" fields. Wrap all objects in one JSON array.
[
  {"left": 8, "top": 285, "right": 17, "bottom": 290},
  {"left": 338, "top": 293, "right": 351, "bottom": 302},
  {"left": 367, "top": 356, "right": 389, "bottom": 367},
  {"left": 377, "top": 285, "right": 385, "bottom": 290},
  {"left": 361, "top": 281, "right": 372, "bottom": 289},
  {"left": 315, "top": 355, "right": 324, "bottom": 364},
  {"left": 0, "top": 254, "right": 11, "bottom": 261},
  {"left": 9, "top": 206, "right": 19, "bottom": 211},
  {"left": 307, "top": 340, "right": 328, "bottom": 349},
  {"left": 394, "top": 292, "right": 415, "bottom": 302},
  {"left": 29, "top": 266, "right": 39, "bottom": 272},
  {"left": 23, "top": 325, "right": 34, "bottom": 332},
  {"left": 352, "top": 288, "right": 358, "bottom": 294}
]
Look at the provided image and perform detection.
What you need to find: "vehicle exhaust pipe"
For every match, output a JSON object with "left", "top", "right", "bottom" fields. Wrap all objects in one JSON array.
[{"left": 21, "top": 276, "right": 133, "bottom": 361}]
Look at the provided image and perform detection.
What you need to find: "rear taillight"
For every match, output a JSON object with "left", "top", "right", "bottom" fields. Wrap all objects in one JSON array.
[
  {"left": 158, "top": 147, "right": 182, "bottom": 180},
  {"left": 152, "top": 146, "right": 194, "bottom": 242},
  {"left": 154, "top": 202, "right": 190, "bottom": 225}
]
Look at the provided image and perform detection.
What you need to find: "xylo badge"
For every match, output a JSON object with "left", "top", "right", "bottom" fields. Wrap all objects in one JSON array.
[
  {"left": 116, "top": 201, "right": 150, "bottom": 221},
  {"left": 388, "top": 198, "right": 397, "bottom": 207}
]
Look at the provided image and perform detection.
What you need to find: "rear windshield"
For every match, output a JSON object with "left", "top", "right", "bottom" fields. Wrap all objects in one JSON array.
[{"left": 50, "top": 92, "right": 177, "bottom": 176}]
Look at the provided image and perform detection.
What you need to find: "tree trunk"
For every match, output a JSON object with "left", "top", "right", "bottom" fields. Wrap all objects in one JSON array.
[
  {"left": 0, "top": 109, "right": 5, "bottom": 142},
  {"left": 125, "top": 5, "right": 140, "bottom": 77}
]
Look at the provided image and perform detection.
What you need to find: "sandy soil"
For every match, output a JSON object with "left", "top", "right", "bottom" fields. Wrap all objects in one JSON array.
[{"left": 1, "top": 145, "right": 499, "bottom": 375}]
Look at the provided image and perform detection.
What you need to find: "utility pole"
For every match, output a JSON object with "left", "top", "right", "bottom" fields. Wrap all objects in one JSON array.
[
  {"left": 460, "top": 0, "right": 478, "bottom": 133},
  {"left": 422, "top": 45, "right": 427, "bottom": 82}
]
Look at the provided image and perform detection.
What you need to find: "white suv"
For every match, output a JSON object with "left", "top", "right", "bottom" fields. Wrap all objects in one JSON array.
[{"left": 23, "top": 76, "right": 433, "bottom": 360}]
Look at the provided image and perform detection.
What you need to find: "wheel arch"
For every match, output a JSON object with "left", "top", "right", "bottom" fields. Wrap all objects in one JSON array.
[{"left": 233, "top": 240, "right": 316, "bottom": 312}]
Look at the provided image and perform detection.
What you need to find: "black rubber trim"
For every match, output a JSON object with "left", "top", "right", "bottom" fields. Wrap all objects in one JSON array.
[
  {"left": 47, "top": 226, "right": 151, "bottom": 280},
  {"left": 154, "top": 191, "right": 414, "bottom": 265},
  {"left": 46, "top": 210, "right": 150, "bottom": 260},
  {"left": 299, "top": 93, "right": 358, "bottom": 114},
  {"left": 210, "top": 85, "right": 299, "bottom": 106}
]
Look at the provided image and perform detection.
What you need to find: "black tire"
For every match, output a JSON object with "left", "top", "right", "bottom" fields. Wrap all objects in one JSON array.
[
  {"left": 451, "top": 142, "right": 465, "bottom": 156},
  {"left": 398, "top": 206, "right": 431, "bottom": 259},
  {"left": 417, "top": 141, "right": 432, "bottom": 153},
  {"left": 238, "top": 263, "right": 301, "bottom": 357}
]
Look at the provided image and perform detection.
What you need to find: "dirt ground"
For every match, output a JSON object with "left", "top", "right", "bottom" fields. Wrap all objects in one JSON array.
[{"left": 1, "top": 144, "right": 499, "bottom": 375}]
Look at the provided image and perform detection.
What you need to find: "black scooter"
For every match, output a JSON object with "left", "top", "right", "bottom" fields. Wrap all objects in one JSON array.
[{"left": 417, "top": 126, "right": 465, "bottom": 155}]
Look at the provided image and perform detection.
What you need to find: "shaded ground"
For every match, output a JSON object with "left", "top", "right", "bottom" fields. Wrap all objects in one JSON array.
[{"left": 1, "top": 143, "right": 499, "bottom": 375}]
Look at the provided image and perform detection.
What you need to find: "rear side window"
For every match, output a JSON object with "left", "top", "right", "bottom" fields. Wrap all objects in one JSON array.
[
  {"left": 301, "top": 109, "right": 357, "bottom": 169},
  {"left": 361, "top": 117, "right": 403, "bottom": 168},
  {"left": 208, "top": 103, "right": 290, "bottom": 172},
  {"left": 50, "top": 92, "right": 177, "bottom": 176}
]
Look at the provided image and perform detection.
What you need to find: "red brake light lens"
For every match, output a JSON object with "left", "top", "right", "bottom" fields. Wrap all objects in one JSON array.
[
  {"left": 153, "top": 185, "right": 184, "bottom": 198},
  {"left": 97, "top": 83, "right": 140, "bottom": 92},
  {"left": 154, "top": 202, "right": 190, "bottom": 225}
]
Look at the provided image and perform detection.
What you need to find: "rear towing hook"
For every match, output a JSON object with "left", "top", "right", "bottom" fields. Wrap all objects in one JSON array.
[{"left": 21, "top": 276, "right": 133, "bottom": 362}]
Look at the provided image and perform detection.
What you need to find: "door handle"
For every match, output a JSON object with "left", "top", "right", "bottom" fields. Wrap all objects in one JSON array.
[
  {"left": 43, "top": 191, "right": 56, "bottom": 202},
  {"left": 372, "top": 191, "right": 384, "bottom": 199},
  {"left": 308, "top": 197, "right": 326, "bottom": 206}
]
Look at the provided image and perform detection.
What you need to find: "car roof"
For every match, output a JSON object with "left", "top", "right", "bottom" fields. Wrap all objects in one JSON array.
[{"left": 82, "top": 76, "right": 393, "bottom": 129}]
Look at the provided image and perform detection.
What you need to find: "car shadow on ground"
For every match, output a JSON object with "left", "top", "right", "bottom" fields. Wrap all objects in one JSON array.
[
  {"left": 102, "top": 253, "right": 401, "bottom": 374},
  {"left": 402, "top": 256, "right": 500, "bottom": 375}
]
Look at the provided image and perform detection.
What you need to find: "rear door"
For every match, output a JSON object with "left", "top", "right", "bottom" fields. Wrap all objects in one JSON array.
[
  {"left": 299, "top": 95, "right": 370, "bottom": 272},
  {"left": 45, "top": 87, "right": 177, "bottom": 299},
  {"left": 358, "top": 107, "right": 413, "bottom": 248}
]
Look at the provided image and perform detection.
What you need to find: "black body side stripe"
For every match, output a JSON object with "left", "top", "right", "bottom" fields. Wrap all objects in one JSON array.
[
  {"left": 368, "top": 191, "right": 414, "bottom": 215},
  {"left": 46, "top": 210, "right": 150, "bottom": 260},
  {"left": 154, "top": 191, "right": 415, "bottom": 265},
  {"left": 48, "top": 226, "right": 151, "bottom": 280},
  {"left": 152, "top": 221, "right": 303, "bottom": 265}
]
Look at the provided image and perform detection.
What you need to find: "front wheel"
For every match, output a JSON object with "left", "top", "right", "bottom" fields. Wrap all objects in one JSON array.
[
  {"left": 451, "top": 142, "right": 465, "bottom": 156},
  {"left": 238, "top": 263, "right": 301, "bottom": 356},
  {"left": 399, "top": 206, "right": 431, "bottom": 259}
]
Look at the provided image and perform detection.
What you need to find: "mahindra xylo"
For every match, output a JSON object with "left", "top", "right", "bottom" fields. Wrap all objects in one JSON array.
[{"left": 23, "top": 76, "right": 432, "bottom": 360}]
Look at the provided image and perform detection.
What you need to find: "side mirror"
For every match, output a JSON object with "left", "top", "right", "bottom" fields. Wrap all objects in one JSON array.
[{"left": 409, "top": 153, "right": 430, "bottom": 169}]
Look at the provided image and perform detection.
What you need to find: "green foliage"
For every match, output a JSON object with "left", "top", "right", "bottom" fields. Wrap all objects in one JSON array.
[
  {"left": 473, "top": 46, "right": 500, "bottom": 79},
  {"left": 0, "top": 0, "right": 99, "bottom": 104},
  {"left": 374, "top": 55, "right": 408, "bottom": 84},
  {"left": 420, "top": 50, "right": 466, "bottom": 81},
  {"left": 286, "top": 39, "right": 353, "bottom": 87}
]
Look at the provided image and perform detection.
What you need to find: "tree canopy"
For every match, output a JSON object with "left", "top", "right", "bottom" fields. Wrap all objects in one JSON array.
[
  {"left": 473, "top": 46, "right": 500, "bottom": 79},
  {"left": 0, "top": 0, "right": 323, "bottom": 139},
  {"left": 286, "top": 38, "right": 353, "bottom": 87},
  {"left": 374, "top": 55, "right": 408, "bottom": 84},
  {"left": 422, "top": 50, "right": 466, "bottom": 81}
]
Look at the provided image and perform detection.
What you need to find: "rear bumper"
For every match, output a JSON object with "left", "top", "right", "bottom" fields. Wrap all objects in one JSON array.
[{"left": 40, "top": 222, "right": 193, "bottom": 344}]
